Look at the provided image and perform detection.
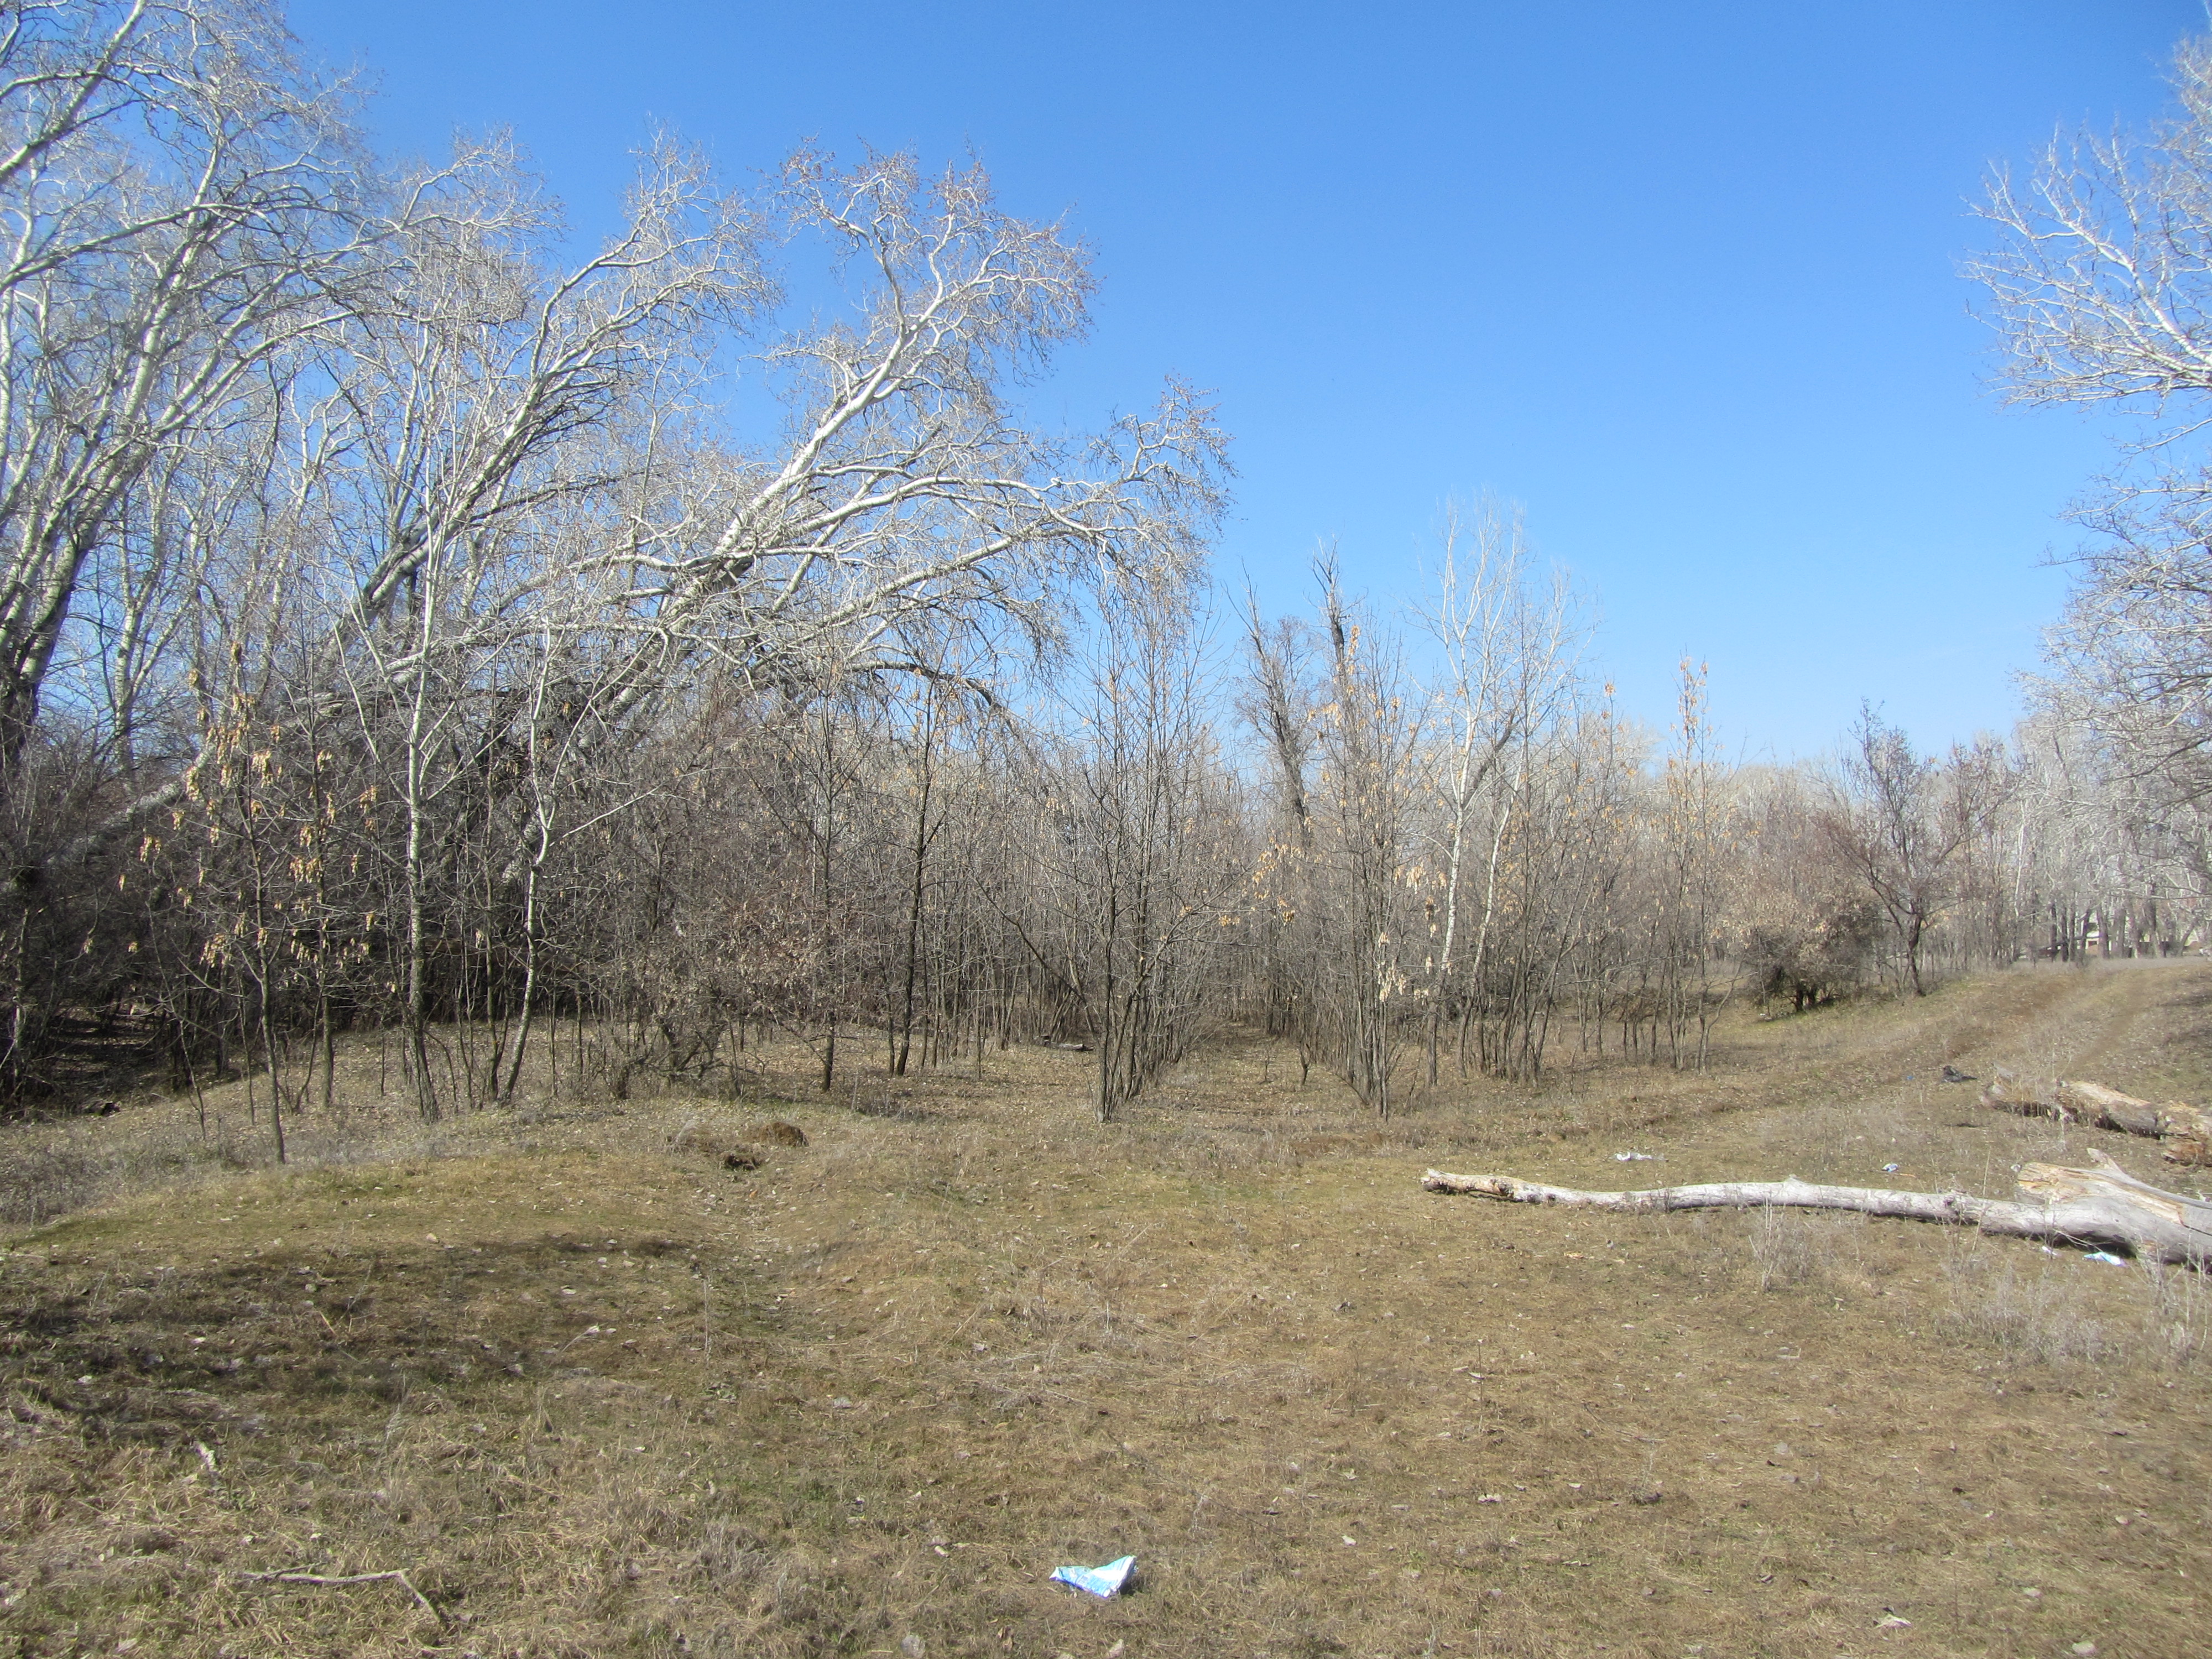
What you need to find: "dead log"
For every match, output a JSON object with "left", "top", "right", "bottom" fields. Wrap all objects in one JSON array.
[
  {"left": 1421, "top": 1149, "right": 2212, "bottom": 1267},
  {"left": 1980, "top": 1070, "right": 2156, "bottom": 1134},
  {"left": 1976, "top": 1070, "right": 2212, "bottom": 1164}
]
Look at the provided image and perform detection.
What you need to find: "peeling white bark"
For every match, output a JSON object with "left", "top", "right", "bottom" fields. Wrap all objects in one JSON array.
[{"left": 1422, "top": 1149, "right": 2212, "bottom": 1267}]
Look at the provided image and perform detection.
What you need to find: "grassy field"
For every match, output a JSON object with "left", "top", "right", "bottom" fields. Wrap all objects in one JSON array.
[{"left": 4, "top": 963, "right": 2212, "bottom": 1658}]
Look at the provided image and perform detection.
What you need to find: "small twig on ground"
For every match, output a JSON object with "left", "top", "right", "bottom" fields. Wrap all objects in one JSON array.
[{"left": 236, "top": 1567, "right": 441, "bottom": 1625}]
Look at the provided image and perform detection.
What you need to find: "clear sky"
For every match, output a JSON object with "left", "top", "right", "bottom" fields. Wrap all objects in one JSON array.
[{"left": 284, "top": 0, "right": 2207, "bottom": 761}]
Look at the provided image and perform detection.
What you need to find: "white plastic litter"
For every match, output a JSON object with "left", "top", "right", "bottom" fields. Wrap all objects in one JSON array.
[
  {"left": 1614, "top": 1151, "right": 1656, "bottom": 1162},
  {"left": 1050, "top": 1555, "right": 1135, "bottom": 1598},
  {"left": 2082, "top": 1250, "right": 2128, "bottom": 1265},
  {"left": 1882, "top": 1163, "right": 1901, "bottom": 1173}
]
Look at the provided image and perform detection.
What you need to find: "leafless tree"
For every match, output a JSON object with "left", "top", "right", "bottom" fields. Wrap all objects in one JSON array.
[
  {"left": 1734, "top": 766, "right": 1882, "bottom": 1013},
  {"left": 0, "top": 0, "right": 374, "bottom": 786},
  {"left": 1410, "top": 498, "right": 1582, "bottom": 1085},
  {"left": 1974, "top": 31, "right": 2212, "bottom": 802},
  {"left": 1026, "top": 586, "right": 1242, "bottom": 1120},
  {"left": 1299, "top": 557, "right": 1426, "bottom": 1113},
  {"left": 1819, "top": 708, "right": 1980, "bottom": 997},
  {"left": 1649, "top": 660, "right": 1733, "bottom": 1067}
]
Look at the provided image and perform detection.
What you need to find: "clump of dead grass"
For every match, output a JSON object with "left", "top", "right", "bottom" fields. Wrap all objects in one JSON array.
[
  {"left": 0, "top": 1111, "right": 262, "bottom": 1227},
  {"left": 1940, "top": 1236, "right": 2118, "bottom": 1364},
  {"left": 1938, "top": 1231, "right": 2212, "bottom": 1369},
  {"left": 1745, "top": 1208, "right": 1873, "bottom": 1293},
  {"left": 1746, "top": 1206, "right": 1813, "bottom": 1289}
]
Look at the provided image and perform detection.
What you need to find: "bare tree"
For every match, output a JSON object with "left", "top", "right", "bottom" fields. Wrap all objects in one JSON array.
[
  {"left": 1974, "top": 32, "right": 2212, "bottom": 799},
  {"left": 1734, "top": 765, "right": 1884, "bottom": 1013},
  {"left": 1411, "top": 498, "right": 1581, "bottom": 1086},
  {"left": 1650, "top": 660, "right": 1733, "bottom": 1067},
  {"left": 1478, "top": 700, "right": 1636, "bottom": 1079},
  {"left": 1305, "top": 557, "right": 1425, "bottom": 1114},
  {"left": 0, "top": 0, "right": 388, "bottom": 1094},
  {"left": 1820, "top": 708, "right": 1975, "bottom": 997},
  {"left": 1025, "top": 586, "right": 1241, "bottom": 1121},
  {"left": 0, "top": 0, "right": 373, "bottom": 793},
  {"left": 1239, "top": 596, "right": 1317, "bottom": 1055},
  {"left": 560, "top": 150, "right": 1227, "bottom": 733}
]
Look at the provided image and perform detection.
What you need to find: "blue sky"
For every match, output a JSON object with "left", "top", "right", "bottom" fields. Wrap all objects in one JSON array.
[{"left": 286, "top": 0, "right": 2206, "bottom": 761}]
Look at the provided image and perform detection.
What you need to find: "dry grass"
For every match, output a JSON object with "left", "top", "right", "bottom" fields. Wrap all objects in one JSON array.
[{"left": 6, "top": 964, "right": 2212, "bottom": 1656}]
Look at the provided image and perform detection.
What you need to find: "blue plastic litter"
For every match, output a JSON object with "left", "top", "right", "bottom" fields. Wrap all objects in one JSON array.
[
  {"left": 2082, "top": 1250, "right": 2128, "bottom": 1265},
  {"left": 1051, "top": 1555, "right": 1136, "bottom": 1598}
]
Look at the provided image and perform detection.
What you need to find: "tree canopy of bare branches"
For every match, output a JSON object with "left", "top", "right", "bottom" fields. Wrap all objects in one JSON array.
[{"left": 1975, "top": 32, "right": 2212, "bottom": 810}]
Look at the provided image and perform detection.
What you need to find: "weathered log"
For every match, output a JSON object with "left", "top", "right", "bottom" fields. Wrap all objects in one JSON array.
[
  {"left": 2060, "top": 1078, "right": 2163, "bottom": 1136},
  {"left": 1981, "top": 1070, "right": 2146, "bottom": 1132},
  {"left": 2165, "top": 1126, "right": 2212, "bottom": 1168},
  {"left": 1421, "top": 1149, "right": 2212, "bottom": 1267},
  {"left": 1976, "top": 1070, "right": 2212, "bottom": 1165}
]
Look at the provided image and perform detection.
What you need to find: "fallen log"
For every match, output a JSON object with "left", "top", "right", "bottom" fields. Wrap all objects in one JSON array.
[
  {"left": 1421, "top": 1149, "right": 2212, "bottom": 1267},
  {"left": 1977, "top": 1071, "right": 2212, "bottom": 1165}
]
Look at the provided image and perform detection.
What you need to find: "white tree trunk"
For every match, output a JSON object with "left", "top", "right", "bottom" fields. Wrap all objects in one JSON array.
[{"left": 1422, "top": 1149, "right": 2212, "bottom": 1267}]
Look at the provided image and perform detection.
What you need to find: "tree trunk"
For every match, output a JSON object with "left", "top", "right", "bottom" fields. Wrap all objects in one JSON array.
[
  {"left": 502, "top": 856, "right": 542, "bottom": 1104},
  {"left": 402, "top": 686, "right": 439, "bottom": 1123},
  {"left": 1978, "top": 1071, "right": 2212, "bottom": 1163},
  {"left": 1421, "top": 1150, "right": 2212, "bottom": 1266},
  {"left": 258, "top": 994, "right": 288, "bottom": 1166}
]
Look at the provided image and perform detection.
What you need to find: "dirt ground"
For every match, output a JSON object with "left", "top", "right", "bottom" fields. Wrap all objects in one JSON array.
[{"left": 4, "top": 962, "right": 2212, "bottom": 1658}]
